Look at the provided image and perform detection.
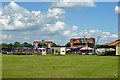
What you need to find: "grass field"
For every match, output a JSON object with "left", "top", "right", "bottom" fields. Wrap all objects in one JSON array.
[{"left": 2, "top": 54, "right": 118, "bottom": 78}]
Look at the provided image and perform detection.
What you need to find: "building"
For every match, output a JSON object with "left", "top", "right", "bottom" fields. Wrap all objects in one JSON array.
[
  {"left": 33, "top": 40, "right": 53, "bottom": 53},
  {"left": 44, "top": 41, "right": 53, "bottom": 52},
  {"left": 99, "top": 40, "right": 120, "bottom": 55},
  {"left": 70, "top": 38, "right": 95, "bottom": 53},
  {"left": 13, "top": 47, "right": 32, "bottom": 55},
  {"left": 51, "top": 46, "right": 66, "bottom": 55}
]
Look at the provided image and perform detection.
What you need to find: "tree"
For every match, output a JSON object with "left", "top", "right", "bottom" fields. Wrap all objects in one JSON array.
[
  {"left": 13, "top": 42, "right": 21, "bottom": 48},
  {"left": 52, "top": 43, "right": 60, "bottom": 46},
  {"left": 22, "top": 42, "right": 33, "bottom": 48},
  {"left": 1, "top": 43, "right": 8, "bottom": 47},
  {"left": 7, "top": 43, "right": 13, "bottom": 51},
  {"left": 53, "top": 43, "right": 57, "bottom": 46},
  {"left": 23, "top": 42, "right": 29, "bottom": 47},
  {"left": 65, "top": 42, "right": 70, "bottom": 47},
  {"left": 28, "top": 43, "right": 33, "bottom": 48},
  {"left": 96, "top": 44, "right": 101, "bottom": 48}
]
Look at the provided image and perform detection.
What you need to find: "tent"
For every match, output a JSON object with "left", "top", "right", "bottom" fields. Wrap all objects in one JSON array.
[
  {"left": 99, "top": 40, "right": 120, "bottom": 55},
  {"left": 80, "top": 46, "right": 93, "bottom": 50},
  {"left": 80, "top": 46, "right": 93, "bottom": 53}
]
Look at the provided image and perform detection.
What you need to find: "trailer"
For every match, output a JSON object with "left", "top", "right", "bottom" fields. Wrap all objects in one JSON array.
[
  {"left": 37, "top": 48, "right": 46, "bottom": 55},
  {"left": 51, "top": 46, "right": 66, "bottom": 55}
]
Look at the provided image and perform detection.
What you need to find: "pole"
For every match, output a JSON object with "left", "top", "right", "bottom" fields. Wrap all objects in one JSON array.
[
  {"left": 92, "top": 36, "right": 100, "bottom": 53},
  {"left": 83, "top": 36, "right": 88, "bottom": 47},
  {"left": 42, "top": 40, "right": 45, "bottom": 48},
  {"left": 83, "top": 36, "right": 89, "bottom": 53}
]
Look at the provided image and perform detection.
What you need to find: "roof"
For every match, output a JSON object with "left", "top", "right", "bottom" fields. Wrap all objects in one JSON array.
[
  {"left": 52, "top": 46, "right": 66, "bottom": 47},
  {"left": 44, "top": 41, "right": 53, "bottom": 43},
  {"left": 98, "top": 45, "right": 115, "bottom": 48},
  {"left": 34, "top": 41, "right": 42, "bottom": 43},
  {"left": 37, "top": 48, "right": 45, "bottom": 50},
  {"left": 70, "top": 38, "right": 95, "bottom": 40},
  {"left": 34, "top": 41, "right": 53, "bottom": 43},
  {"left": 14, "top": 47, "right": 31, "bottom": 50},
  {"left": 80, "top": 46, "right": 93, "bottom": 50},
  {"left": 103, "top": 40, "right": 120, "bottom": 46}
]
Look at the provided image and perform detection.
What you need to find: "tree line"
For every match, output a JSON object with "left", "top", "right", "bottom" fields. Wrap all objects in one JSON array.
[
  {"left": 1, "top": 42, "right": 33, "bottom": 51},
  {"left": 1, "top": 42, "right": 58, "bottom": 51}
]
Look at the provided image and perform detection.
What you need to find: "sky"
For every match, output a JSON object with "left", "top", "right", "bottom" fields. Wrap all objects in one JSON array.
[{"left": 0, "top": 0, "right": 119, "bottom": 45}]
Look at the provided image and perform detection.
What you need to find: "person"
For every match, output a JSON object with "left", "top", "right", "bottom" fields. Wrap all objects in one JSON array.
[
  {"left": 58, "top": 52, "right": 60, "bottom": 55},
  {"left": 96, "top": 49, "right": 102, "bottom": 53}
]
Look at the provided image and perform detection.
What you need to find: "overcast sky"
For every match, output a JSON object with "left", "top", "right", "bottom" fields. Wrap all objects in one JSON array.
[{"left": 0, "top": 0, "right": 119, "bottom": 45}]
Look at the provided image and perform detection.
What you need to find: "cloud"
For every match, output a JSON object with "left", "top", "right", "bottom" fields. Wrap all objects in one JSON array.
[
  {"left": 32, "top": 11, "right": 41, "bottom": 15},
  {"left": 70, "top": 32, "right": 78, "bottom": 37},
  {"left": 48, "top": 8, "right": 65, "bottom": 16},
  {"left": 2, "top": 34, "right": 14, "bottom": 40},
  {"left": 22, "top": 31, "right": 32, "bottom": 34},
  {"left": 41, "top": 21, "right": 67, "bottom": 34},
  {"left": 51, "top": 0, "right": 96, "bottom": 9},
  {"left": 1, "top": 2, "right": 34, "bottom": 30},
  {"left": 24, "top": 36, "right": 30, "bottom": 40},
  {"left": 0, "top": 8, "right": 2, "bottom": 16},
  {"left": 72, "top": 25, "right": 78, "bottom": 31},
  {"left": 0, "top": 2, "right": 69, "bottom": 44},
  {"left": 63, "top": 29, "right": 118, "bottom": 44},
  {"left": 78, "top": 30, "right": 118, "bottom": 44},
  {"left": 64, "top": 30, "right": 70, "bottom": 35},
  {"left": 0, "top": 2, "right": 66, "bottom": 31},
  {"left": 2, "top": 34, "right": 7, "bottom": 39},
  {"left": 0, "top": 2, "right": 70, "bottom": 44},
  {"left": 115, "top": 6, "right": 120, "bottom": 15}
]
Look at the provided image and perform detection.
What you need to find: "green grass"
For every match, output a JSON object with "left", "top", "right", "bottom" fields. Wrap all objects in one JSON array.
[{"left": 2, "top": 54, "right": 118, "bottom": 78}]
